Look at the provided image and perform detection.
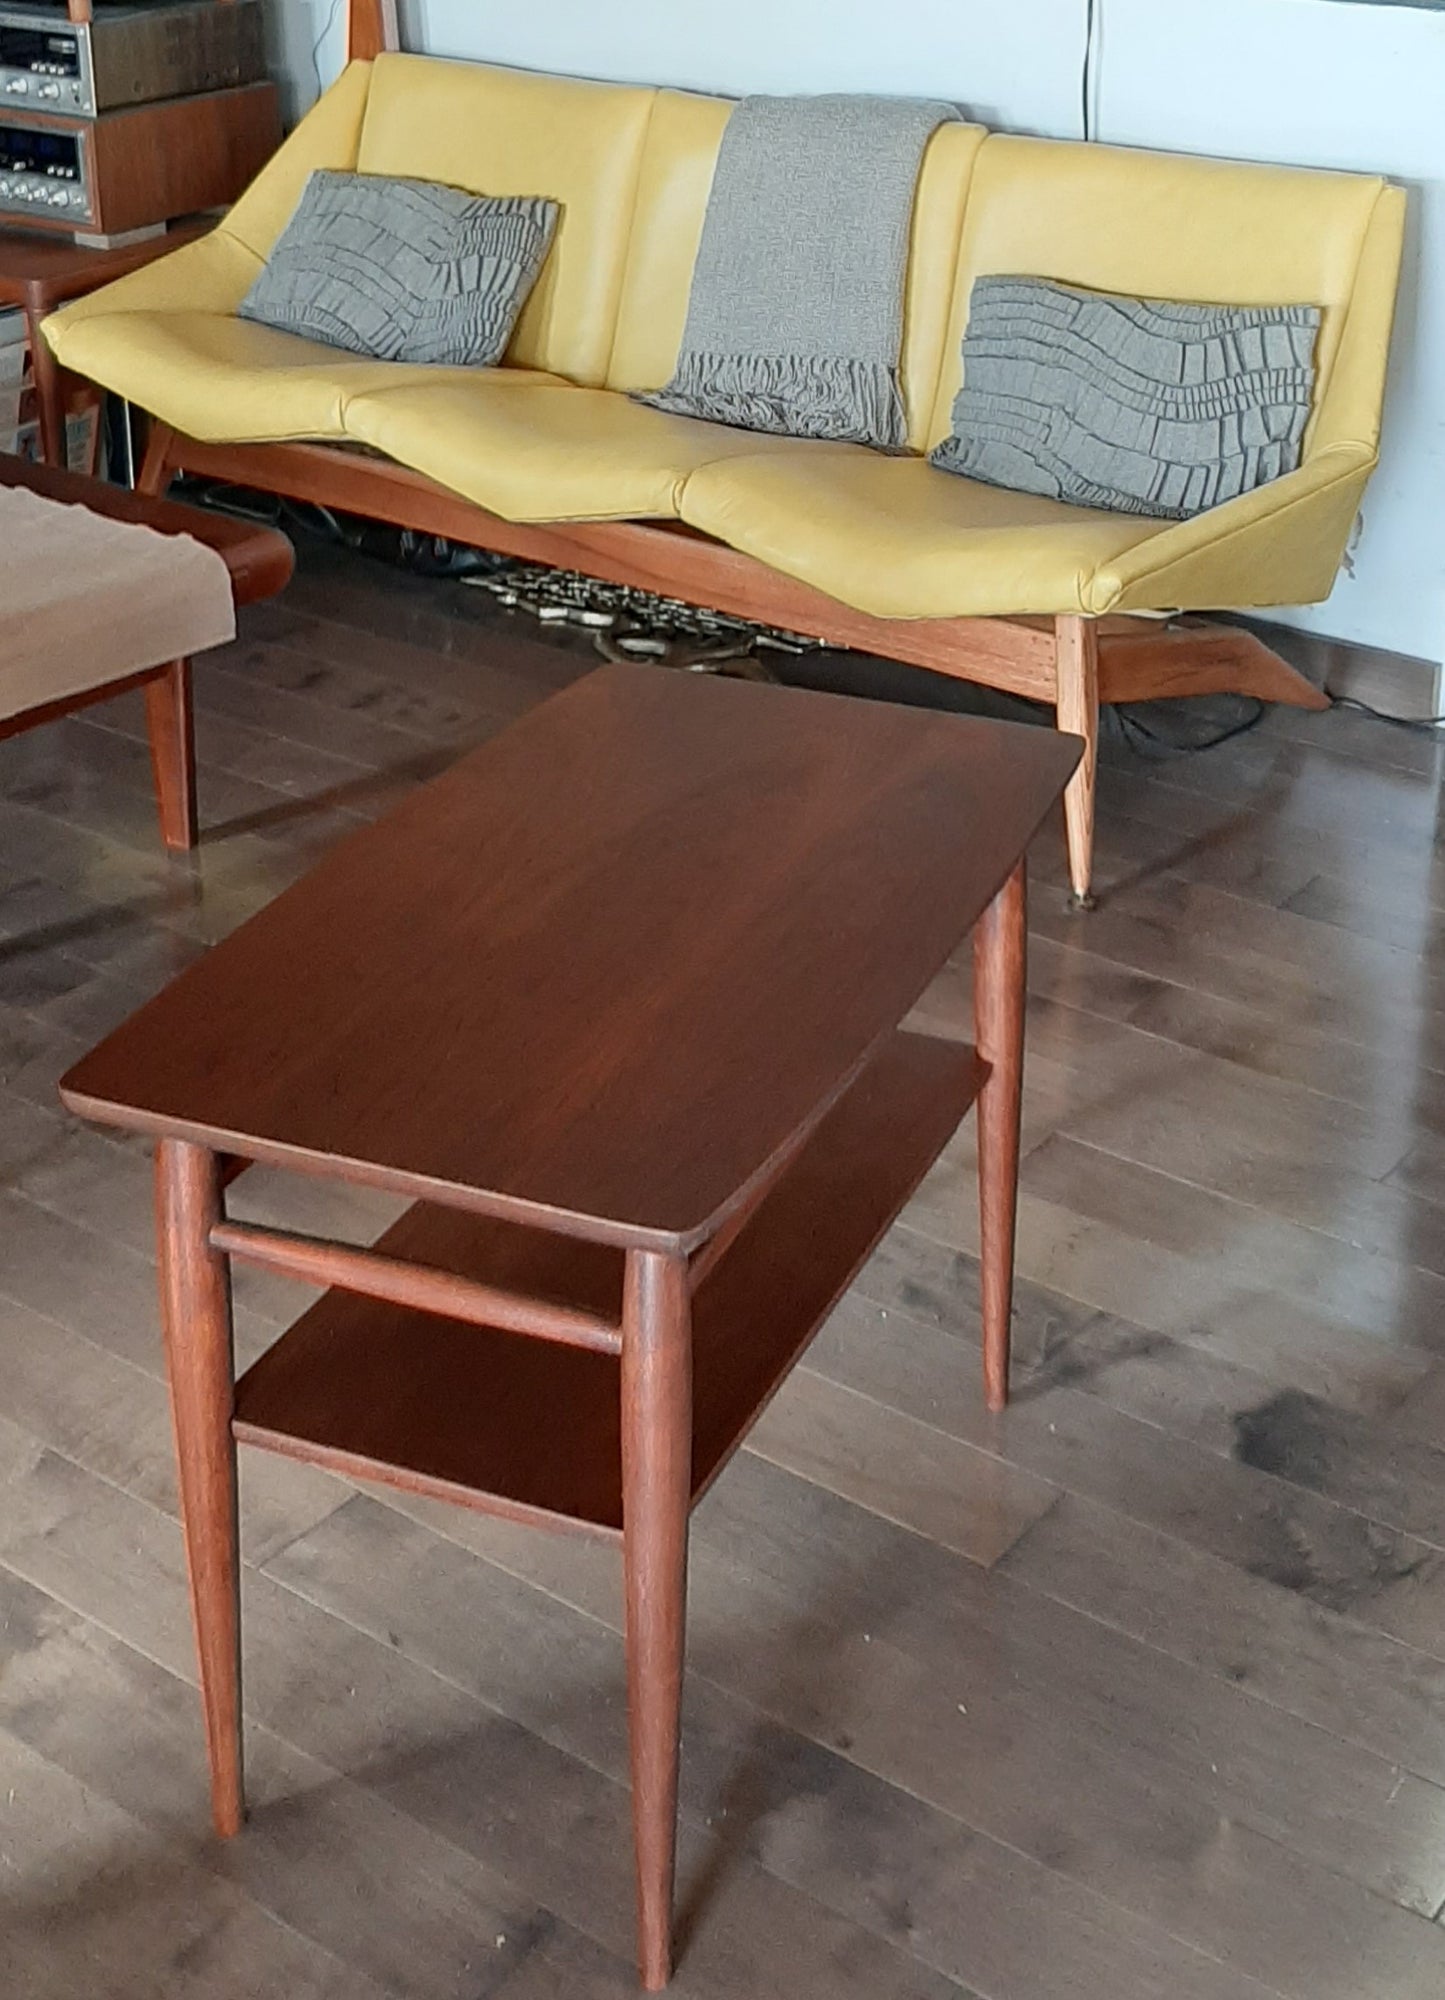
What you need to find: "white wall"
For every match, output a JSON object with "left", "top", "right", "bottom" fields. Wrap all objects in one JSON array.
[
  {"left": 1099, "top": 0, "right": 1444, "bottom": 663},
  {"left": 404, "top": 0, "right": 1085, "bottom": 129},
  {"left": 283, "top": 0, "right": 1445, "bottom": 665}
]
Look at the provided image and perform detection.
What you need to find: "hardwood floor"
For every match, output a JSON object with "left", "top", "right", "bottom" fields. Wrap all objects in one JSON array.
[{"left": 4, "top": 535, "right": 1445, "bottom": 1997}]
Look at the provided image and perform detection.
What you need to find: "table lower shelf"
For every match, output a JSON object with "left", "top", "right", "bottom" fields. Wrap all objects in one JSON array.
[{"left": 232, "top": 1028, "right": 984, "bottom": 1536}]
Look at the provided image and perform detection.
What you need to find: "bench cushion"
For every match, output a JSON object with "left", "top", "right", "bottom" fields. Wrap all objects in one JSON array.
[
  {"left": 345, "top": 378, "right": 798, "bottom": 522},
  {"left": 678, "top": 444, "right": 1165, "bottom": 619}
]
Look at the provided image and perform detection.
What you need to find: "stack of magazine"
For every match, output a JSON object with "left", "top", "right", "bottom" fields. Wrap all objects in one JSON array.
[{"left": 0, "top": 306, "right": 100, "bottom": 471}]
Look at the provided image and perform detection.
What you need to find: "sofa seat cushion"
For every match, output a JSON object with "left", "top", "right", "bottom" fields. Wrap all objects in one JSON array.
[
  {"left": 47, "top": 308, "right": 565, "bottom": 446},
  {"left": 677, "top": 444, "right": 1170, "bottom": 619},
  {"left": 343, "top": 378, "right": 801, "bottom": 523}
]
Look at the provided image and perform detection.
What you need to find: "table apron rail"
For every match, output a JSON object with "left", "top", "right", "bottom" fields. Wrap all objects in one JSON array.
[{"left": 208, "top": 1219, "right": 623, "bottom": 1355}]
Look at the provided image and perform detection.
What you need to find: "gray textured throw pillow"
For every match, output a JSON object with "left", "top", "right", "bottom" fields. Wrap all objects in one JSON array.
[
  {"left": 931, "top": 276, "right": 1321, "bottom": 520},
  {"left": 239, "top": 171, "right": 559, "bottom": 368}
]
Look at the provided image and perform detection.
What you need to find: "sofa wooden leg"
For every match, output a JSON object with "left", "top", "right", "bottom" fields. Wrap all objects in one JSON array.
[
  {"left": 1055, "top": 615, "right": 1100, "bottom": 909},
  {"left": 137, "top": 420, "right": 177, "bottom": 499},
  {"left": 145, "top": 659, "right": 198, "bottom": 851}
]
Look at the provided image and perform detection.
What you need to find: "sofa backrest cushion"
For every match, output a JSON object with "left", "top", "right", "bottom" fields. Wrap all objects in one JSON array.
[
  {"left": 355, "top": 53, "right": 655, "bottom": 386},
  {"left": 928, "top": 135, "right": 1394, "bottom": 461},
  {"left": 605, "top": 89, "right": 733, "bottom": 402},
  {"left": 225, "top": 58, "right": 373, "bottom": 263},
  {"left": 608, "top": 97, "right": 987, "bottom": 453}
]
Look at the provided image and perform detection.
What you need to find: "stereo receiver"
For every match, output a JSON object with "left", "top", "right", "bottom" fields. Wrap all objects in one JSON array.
[
  {"left": 0, "top": 79, "right": 279, "bottom": 233},
  {"left": 0, "top": 2, "right": 266, "bottom": 118}
]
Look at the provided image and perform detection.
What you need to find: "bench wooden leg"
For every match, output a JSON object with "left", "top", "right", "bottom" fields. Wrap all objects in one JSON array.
[
  {"left": 145, "top": 658, "right": 197, "bottom": 850},
  {"left": 1055, "top": 614, "right": 1100, "bottom": 908},
  {"left": 155, "top": 1138, "right": 244, "bottom": 1840},
  {"left": 621, "top": 1248, "right": 692, "bottom": 1991},
  {"left": 974, "top": 860, "right": 1027, "bottom": 1412}
]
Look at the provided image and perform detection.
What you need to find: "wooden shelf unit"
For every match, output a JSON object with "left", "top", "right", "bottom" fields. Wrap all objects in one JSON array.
[{"left": 232, "top": 1029, "right": 984, "bottom": 1536}]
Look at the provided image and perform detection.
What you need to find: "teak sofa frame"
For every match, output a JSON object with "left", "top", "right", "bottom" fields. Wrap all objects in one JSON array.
[
  {"left": 140, "top": 0, "right": 1329, "bottom": 907},
  {"left": 139, "top": 411, "right": 1326, "bottom": 906}
]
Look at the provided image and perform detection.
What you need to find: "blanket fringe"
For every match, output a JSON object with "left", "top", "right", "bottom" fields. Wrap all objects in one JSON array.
[{"left": 641, "top": 351, "right": 908, "bottom": 451}]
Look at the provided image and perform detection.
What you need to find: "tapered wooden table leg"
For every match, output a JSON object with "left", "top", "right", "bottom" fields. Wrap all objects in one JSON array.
[
  {"left": 144, "top": 659, "right": 198, "bottom": 851},
  {"left": 155, "top": 1137, "right": 244, "bottom": 1837},
  {"left": 621, "top": 1248, "right": 693, "bottom": 1991},
  {"left": 973, "top": 861, "right": 1027, "bottom": 1412}
]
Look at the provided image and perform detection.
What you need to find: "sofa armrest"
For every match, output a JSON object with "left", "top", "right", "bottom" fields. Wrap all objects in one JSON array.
[
  {"left": 43, "top": 231, "right": 264, "bottom": 360},
  {"left": 1089, "top": 446, "right": 1375, "bottom": 615}
]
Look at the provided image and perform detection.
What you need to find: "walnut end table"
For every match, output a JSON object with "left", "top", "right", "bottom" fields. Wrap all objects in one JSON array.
[
  {"left": 59, "top": 664, "right": 1080, "bottom": 1988},
  {"left": 0, "top": 218, "right": 211, "bottom": 467}
]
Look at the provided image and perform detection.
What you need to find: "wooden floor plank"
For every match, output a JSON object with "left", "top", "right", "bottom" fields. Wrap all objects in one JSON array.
[
  {"left": 0, "top": 1567, "right": 640, "bottom": 2000},
  {"left": 0, "top": 1452, "right": 977, "bottom": 2000},
  {"left": 0, "top": 1725, "right": 396, "bottom": 2000},
  {"left": 287, "top": 1471, "right": 1445, "bottom": 2000},
  {"left": 816, "top": 1275, "right": 1445, "bottom": 1651},
  {"left": 264, "top": 1491, "right": 1278, "bottom": 2000},
  {"left": 1000, "top": 1490, "right": 1445, "bottom": 1787}
]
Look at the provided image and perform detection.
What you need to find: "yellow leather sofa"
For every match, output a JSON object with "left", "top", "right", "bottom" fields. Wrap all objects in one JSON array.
[{"left": 43, "top": 47, "right": 1406, "bottom": 902}]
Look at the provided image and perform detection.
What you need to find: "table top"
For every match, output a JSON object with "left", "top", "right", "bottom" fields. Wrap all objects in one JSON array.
[
  {"left": 0, "top": 454, "right": 292, "bottom": 606},
  {"left": 0, "top": 218, "right": 212, "bottom": 309},
  {"left": 60, "top": 664, "right": 1079, "bottom": 1252}
]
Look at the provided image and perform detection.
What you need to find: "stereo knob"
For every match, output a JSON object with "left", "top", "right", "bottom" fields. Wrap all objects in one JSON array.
[
  {"left": 48, "top": 190, "right": 68, "bottom": 207},
  {"left": 38, "top": 83, "right": 60, "bottom": 100},
  {"left": 5, "top": 78, "right": 29, "bottom": 93}
]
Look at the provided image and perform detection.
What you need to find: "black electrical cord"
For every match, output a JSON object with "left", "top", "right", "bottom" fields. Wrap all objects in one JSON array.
[
  {"left": 1082, "top": 0, "right": 1100, "bottom": 142},
  {"left": 312, "top": 0, "right": 344, "bottom": 101},
  {"left": 1111, "top": 688, "right": 1445, "bottom": 755},
  {"left": 1112, "top": 697, "right": 1266, "bottom": 757},
  {"left": 1328, "top": 693, "right": 1445, "bottom": 733}
]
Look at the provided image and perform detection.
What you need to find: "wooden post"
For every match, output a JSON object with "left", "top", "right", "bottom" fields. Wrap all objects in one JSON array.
[
  {"left": 136, "top": 421, "right": 176, "bottom": 500},
  {"left": 1055, "top": 614, "right": 1100, "bottom": 909},
  {"left": 973, "top": 861, "right": 1026, "bottom": 1412},
  {"left": 155, "top": 1139, "right": 244, "bottom": 1838},
  {"left": 621, "top": 1248, "right": 693, "bottom": 1990},
  {"left": 348, "top": 0, "right": 400, "bottom": 61},
  {"left": 144, "top": 660, "right": 198, "bottom": 851}
]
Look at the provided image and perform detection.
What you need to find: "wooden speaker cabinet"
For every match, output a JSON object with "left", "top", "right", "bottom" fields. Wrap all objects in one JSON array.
[{"left": 0, "top": 79, "right": 280, "bottom": 235}]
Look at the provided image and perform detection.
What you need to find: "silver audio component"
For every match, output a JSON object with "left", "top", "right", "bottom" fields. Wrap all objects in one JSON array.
[
  {"left": 0, "top": 2, "right": 266, "bottom": 119},
  {"left": 0, "top": 115, "right": 89, "bottom": 219}
]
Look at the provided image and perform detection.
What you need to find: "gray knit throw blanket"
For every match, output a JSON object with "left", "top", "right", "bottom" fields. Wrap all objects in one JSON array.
[{"left": 640, "top": 93, "right": 955, "bottom": 450}]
